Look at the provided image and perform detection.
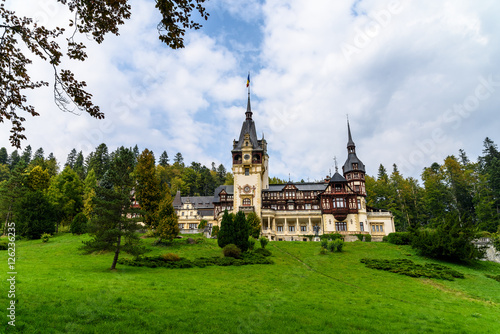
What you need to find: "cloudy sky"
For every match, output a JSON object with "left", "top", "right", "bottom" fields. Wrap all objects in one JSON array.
[{"left": 3, "top": 0, "right": 500, "bottom": 181}]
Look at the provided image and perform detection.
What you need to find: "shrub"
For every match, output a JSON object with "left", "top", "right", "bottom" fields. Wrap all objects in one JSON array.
[
  {"left": 411, "top": 215, "right": 486, "bottom": 262},
  {"left": 259, "top": 236, "right": 269, "bottom": 249},
  {"left": 223, "top": 244, "right": 241, "bottom": 259},
  {"left": 41, "top": 233, "right": 51, "bottom": 243},
  {"left": 334, "top": 239, "right": 344, "bottom": 252},
  {"left": 360, "top": 258, "right": 465, "bottom": 280},
  {"left": 0, "top": 239, "right": 8, "bottom": 250},
  {"left": 198, "top": 219, "right": 208, "bottom": 229},
  {"left": 161, "top": 253, "right": 181, "bottom": 262},
  {"left": 492, "top": 234, "right": 500, "bottom": 252},
  {"left": 382, "top": 236, "right": 388, "bottom": 242},
  {"left": 211, "top": 225, "right": 219, "bottom": 237},
  {"left": 195, "top": 237, "right": 204, "bottom": 244},
  {"left": 254, "top": 248, "right": 272, "bottom": 257},
  {"left": 320, "top": 233, "right": 343, "bottom": 241},
  {"left": 387, "top": 232, "right": 411, "bottom": 245},
  {"left": 355, "top": 234, "right": 364, "bottom": 241},
  {"left": 328, "top": 239, "right": 344, "bottom": 252},
  {"left": 319, "top": 247, "right": 328, "bottom": 255},
  {"left": 70, "top": 212, "right": 88, "bottom": 235},
  {"left": 321, "top": 239, "right": 328, "bottom": 249},
  {"left": 248, "top": 237, "right": 256, "bottom": 251},
  {"left": 364, "top": 234, "right": 372, "bottom": 242}
]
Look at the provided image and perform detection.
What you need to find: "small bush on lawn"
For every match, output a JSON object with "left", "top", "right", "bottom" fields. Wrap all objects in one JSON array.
[
  {"left": 321, "top": 239, "right": 328, "bottom": 249},
  {"left": 259, "top": 237, "right": 269, "bottom": 249},
  {"left": 382, "top": 236, "right": 388, "bottom": 242},
  {"left": 117, "top": 252, "right": 273, "bottom": 269},
  {"left": 41, "top": 233, "right": 51, "bottom": 243},
  {"left": 248, "top": 237, "right": 256, "bottom": 251},
  {"left": 195, "top": 237, "right": 204, "bottom": 244},
  {"left": 0, "top": 239, "right": 8, "bottom": 250},
  {"left": 486, "top": 274, "right": 500, "bottom": 283},
  {"left": 319, "top": 247, "right": 328, "bottom": 255},
  {"left": 360, "top": 258, "right": 465, "bottom": 280},
  {"left": 364, "top": 234, "right": 372, "bottom": 242},
  {"left": 328, "top": 239, "right": 344, "bottom": 252},
  {"left": 254, "top": 248, "right": 272, "bottom": 257},
  {"left": 70, "top": 212, "right": 88, "bottom": 235},
  {"left": 223, "top": 244, "right": 241, "bottom": 258},
  {"left": 211, "top": 225, "right": 219, "bottom": 237},
  {"left": 320, "top": 233, "right": 343, "bottom": 241},
  {"left": 161, "top": 253, "right": 180, "bottom": 261},
  {"left": 387, "top": 232, "right": 411, "bottom": 245}
]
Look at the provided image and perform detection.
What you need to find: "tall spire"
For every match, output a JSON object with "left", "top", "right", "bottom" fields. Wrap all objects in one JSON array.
[
  {"left": 347, "top": 118, "right": 355, "bottom": 149},
  {"left": 245, "top": 72, "right": 252, "bottom": 120},
  {"left": 246, "top": 89, "right": 252, "bottom": 120}
]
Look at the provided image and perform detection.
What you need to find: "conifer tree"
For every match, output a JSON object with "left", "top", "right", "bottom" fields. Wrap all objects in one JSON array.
[
  {"left": 246, "top": 211, "right": 262, "bottom": 239},
  {"left": 159, "top": 151, "right": 169, "bottom": 167},
  {"left": 134, "top": 149, "right": 161, "bottom": 227},
  {"left": 155, "top": 193, "right": 179, "bottom": 242},
  {"left": 83, "top": 171, "right": 144, "bottom": 270},
  {"left": 234, "top": 211, "right": 250, "bottom": 252},
  {"left": 218, "top": 210, "right": 234, "bottom": 249}
]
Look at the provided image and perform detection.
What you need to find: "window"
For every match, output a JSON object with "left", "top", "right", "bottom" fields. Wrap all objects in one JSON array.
[
  {"left": 289, "top": 226, "right": 295, "bottom": 232},
  {"left": 243, "top": 198, "right": 251, "bottom": 206},
  {"left": 303, "top": 238, "right": 307, "bottom": 242},
  {"left": 300, "top": 226, "right": 307, "bottom": 232},
  {"left": 189, "top": 223, "right": 197, "bottom": 229},
  {"left": 245, "top": 168, "right": 249, "bottom": 175},
  {"left": 360, "top": 222, "right": 364, "bottom": 232},
  {"left": 178, "top": 224, "right": 184, "bottom": 229},
  {"left": 353, "top": 163, "right": 358, "bottom": 170},
  {"left": 305, "top": 203, "right": 311, "bottom": 210},
  {"left": 357, "top": 199, "right": 361, "bottom": 209},
  {"left": 376, "top": 225, "right": 379, "bottom": 232},
  {"left": 355, "top": 185, "right": 360, "bottom": 192},
  {"left": 335, "top": 222, "right": 347, "bottom": 231},
  {"left": 288, "top": 204, "right": 294, "bottom": 210},
  {"left": 336, "top": 198, "right": 345, "bottom": 208},
  {"left": 277, "top": 226, "right": 283, "bottom": 232},
  {"left": 181, "top": 212, "right": 184, "bottom": 216}
]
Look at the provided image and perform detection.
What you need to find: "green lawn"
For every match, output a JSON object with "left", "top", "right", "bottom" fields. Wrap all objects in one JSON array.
[{"left": 1, "top": 234, "right": 500, "bottom": 333}]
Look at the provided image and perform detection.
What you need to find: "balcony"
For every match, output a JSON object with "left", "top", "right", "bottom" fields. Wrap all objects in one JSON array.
[{"left": 239, "top": 206, "right": 255, "bottom": 213}]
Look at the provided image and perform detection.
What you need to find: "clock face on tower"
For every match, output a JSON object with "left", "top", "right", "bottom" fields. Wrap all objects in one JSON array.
[
  {"left": 243, "top": 185, "right": 251, "bottom": 193},
  {"left": 244, "top": 154, "right": 250, "bottom": 160}
]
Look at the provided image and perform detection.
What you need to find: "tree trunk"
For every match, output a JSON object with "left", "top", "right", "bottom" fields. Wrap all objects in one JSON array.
[
  {"left": 110, "top": 234, "right": 121, "bottom": 270},
  {"left": 3, "top": 204, "right": 12, "bottom": 235}
]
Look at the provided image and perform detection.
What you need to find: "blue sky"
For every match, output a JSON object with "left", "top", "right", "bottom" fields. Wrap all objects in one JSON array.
[{"left": 3, "top": 0, "right": 500, "bottom": 182}]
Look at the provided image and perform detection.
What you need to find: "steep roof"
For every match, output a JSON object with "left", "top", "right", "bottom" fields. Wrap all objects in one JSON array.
[
  {"left": 172, "top": 190, "right": 182, "bottom": 209},
  {"left": 330, "top": 172, "right": 347, "bottom": 183},
  {"left": 263, "top": 183, "right": 327, "bottom": 192},
  {"left": 343, "top": 121, "right": 366, "bottom": 173},
  {"left": 212, "top": 185, "right": 234, "bottom": 202},
  {"left": 180, "top": 196, "right": 214, "bottom": 209},
  {"left": 233, "top": 93, "right": 262, "bottom": 150}
]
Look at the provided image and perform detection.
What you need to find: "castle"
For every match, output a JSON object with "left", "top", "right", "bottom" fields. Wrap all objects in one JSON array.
[{"left": 174, "top": 93, "right": 395, "bottom": 241}]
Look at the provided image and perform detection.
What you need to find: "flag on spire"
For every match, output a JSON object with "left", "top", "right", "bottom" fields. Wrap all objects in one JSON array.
[{"left": 246, "top": 73, "right": 250, "bottom": 87}]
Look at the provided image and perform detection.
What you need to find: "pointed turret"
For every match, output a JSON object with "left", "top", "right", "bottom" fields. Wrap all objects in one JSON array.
[
  {"left": 234, "top": 91, "right": 260, "bottom": 150},
  {"left": 343, "top": 121, "right": 365, "bottom": 173},
  {"left": 245, "top": 91, "right": 253, "bottom": 120}
]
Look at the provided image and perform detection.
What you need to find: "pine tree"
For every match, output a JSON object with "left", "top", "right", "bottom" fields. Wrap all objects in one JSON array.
[
  {"left": 234, "top": 211, "right": 249, "bottom": 252},
  {"left": 246, "top": 211, "right": 262, "bottom": 239},
  {"left": 21, "top": 145, "right": 32, "bottom": 164},
  {"left": 83, "top": 171, "right": 144, "bottom": 270},
  {"left": 16, "top": 191, "right": 56, "bottom": 239},
  {"left": 0, "top": 147, "right": 8, "bottom": 164},
  {"left": 159, "top": 151, "right": 169, "bottom": 167},
  {"left": 65, "top": 148, "right": 77, "bottom": 168},
  {"left": 218, "top": 210, "right": 234, "bottom": 248},
  {"left": 155, "top": 193, "right": 179, "bottom": 242},
  {"left": 134, "top": 149, "right": 161, "bottom": 227}
]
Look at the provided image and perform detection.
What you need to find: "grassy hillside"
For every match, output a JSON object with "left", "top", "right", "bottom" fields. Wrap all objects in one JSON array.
[{"left": 1, "top": 234, "right": 500, "bottom": 334}]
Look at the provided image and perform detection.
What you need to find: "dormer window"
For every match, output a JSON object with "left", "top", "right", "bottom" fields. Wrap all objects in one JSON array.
[{"left": 353, "top": 163, "right": 358, "bottom": 170}]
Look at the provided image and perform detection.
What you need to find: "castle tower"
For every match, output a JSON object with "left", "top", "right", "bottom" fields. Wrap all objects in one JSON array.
[
  {"left": 342, "top": 121, "right": 366, "bottom": 197},
  {"left": 231, "top": 91, "right": 268, "bottom": 217}
]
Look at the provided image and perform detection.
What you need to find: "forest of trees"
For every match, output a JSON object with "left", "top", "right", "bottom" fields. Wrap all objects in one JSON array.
[
  {"left": 0, "top": 143, "right": 232, "bottom": 238},
  {"left": 365, "top": 137, "right": 500, "bottom": 233},
  {"left": 1, "top": 137, "right": 499, "bottom": 241}
]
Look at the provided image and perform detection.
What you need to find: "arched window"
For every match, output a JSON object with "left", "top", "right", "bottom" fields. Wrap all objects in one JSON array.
[{"left": 243, "top": 198, "right": 251, "bottom": 206}]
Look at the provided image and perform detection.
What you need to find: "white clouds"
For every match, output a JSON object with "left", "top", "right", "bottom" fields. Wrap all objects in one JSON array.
[{"left": 2, "top": 0, "right": 499, "bottom": 182}]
